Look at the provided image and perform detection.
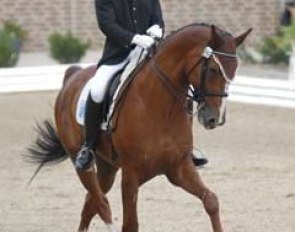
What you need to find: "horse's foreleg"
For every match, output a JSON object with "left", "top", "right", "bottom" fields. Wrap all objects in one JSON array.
[
  {"left": 76, "top": 167, "right": 115, "bottom": 231},
  {"left": 121, "top": 168, "right": 139, "bottom": 232},
  {"left": 167, "top": 158, "right": 223, "bottom": 232}
]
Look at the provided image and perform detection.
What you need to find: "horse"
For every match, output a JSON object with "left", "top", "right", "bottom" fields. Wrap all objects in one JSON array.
[{"left": 27, "top": 23, "right": 251, "bottom": 232}]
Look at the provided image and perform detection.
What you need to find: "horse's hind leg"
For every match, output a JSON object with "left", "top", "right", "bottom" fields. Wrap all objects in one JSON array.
[
  {"left": 79, "top": 168, "right": 117, "bottom": 231},
  {"left": 95, "top": 155, "right": 119, "bottom": 193},
  {"left": 167, "top": 158, "right": 223, "bottom": 232},
  {"left": 76, "top": 167, "right": 116, "bottom": 232},
  {"left": 78, "top": 192, "right": 97, "bottom": 231},
  {"left": 78, "top": 157, "right": 118, "bottom": 232},
  {"left": 57, "top": 138, "right": 114, "bottom": 230}
]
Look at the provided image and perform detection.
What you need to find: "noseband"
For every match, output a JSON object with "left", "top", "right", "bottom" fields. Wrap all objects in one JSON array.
[{"left": 151, "top": 46, "right": 237, "bottom": 105}]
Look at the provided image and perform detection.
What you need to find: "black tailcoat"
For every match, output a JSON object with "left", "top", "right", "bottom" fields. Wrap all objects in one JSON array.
[{"left": 95, "top": 0, "right": 164, "bottom": 65}]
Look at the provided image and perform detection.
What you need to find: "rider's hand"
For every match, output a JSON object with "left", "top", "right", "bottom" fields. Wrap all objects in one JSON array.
[
  {"left": 146, "top": 24, "right": 163, "bottom": 39},
  {"left": 131, "top": 34, "right": 155, "bottom": 49}
]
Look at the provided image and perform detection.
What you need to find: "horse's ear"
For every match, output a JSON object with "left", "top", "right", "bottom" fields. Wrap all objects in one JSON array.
[
  {"left": 209, "top": 25, "right": 222, "bottom": 49},
  {"left": 235, "top": 28, "right": 253, "bottom": 47}
]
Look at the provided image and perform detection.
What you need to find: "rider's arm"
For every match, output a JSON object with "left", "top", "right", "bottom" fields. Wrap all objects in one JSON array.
[
  {"left": 150, "top": 0, "right": 165, "bottom": 31},
  {"left": 95, "top": 0, "right": 135, "bottom": 48}
]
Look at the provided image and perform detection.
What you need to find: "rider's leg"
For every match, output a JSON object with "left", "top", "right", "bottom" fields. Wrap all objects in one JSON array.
[
  {"left": 75, "top": 61, "right": 128, "bottom": 171},
  {"left": 75, "top": 94, "right": 103, "bottom": 171}
]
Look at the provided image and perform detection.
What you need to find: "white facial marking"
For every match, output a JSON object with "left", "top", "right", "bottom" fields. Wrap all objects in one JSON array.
[
  {"left": 218, "top": 83, "right": 228, "bottom": 124},
  {"left": 212, "top": 55, "right": 232, "bottom": 83},
  {"left": 211, "top": 55, "right": 231, "bottom": 124}
]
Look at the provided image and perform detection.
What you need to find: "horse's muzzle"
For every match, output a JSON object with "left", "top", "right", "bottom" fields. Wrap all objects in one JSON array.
[{"left": 197, "top": 104, "right": 224, "bottom": 130}]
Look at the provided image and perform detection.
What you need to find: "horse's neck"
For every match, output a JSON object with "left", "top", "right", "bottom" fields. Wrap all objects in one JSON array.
[
  {"left": 134, "top": 48, "right": 190, "bottom": 120},
  {"left": 155, "top": 27, "right": 208, "bottom": 87},
  {"left": 130, "top": 27, "right": 208, "bottom": 120}
]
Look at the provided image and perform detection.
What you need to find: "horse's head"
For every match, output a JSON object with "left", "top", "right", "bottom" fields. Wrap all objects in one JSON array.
[{"left": 186, "top": 25, "right": 252, "bottom": 129}]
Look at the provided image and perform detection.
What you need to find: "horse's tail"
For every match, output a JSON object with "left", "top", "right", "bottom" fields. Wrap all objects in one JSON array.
[{"left": 25, "top": 120, "right": 69, "bottom": 185}]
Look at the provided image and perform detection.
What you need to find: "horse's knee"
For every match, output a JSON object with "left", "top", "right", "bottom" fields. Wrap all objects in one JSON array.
[
  {"left": 202, "top": 192, "right": 220, "bottom": 216},
  {"left": 166, "top": 160, "right": 190, "bottom": 187}
]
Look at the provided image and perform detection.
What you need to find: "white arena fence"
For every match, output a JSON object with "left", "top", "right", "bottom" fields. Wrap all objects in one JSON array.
[{"left": 0, "top": 65, "right": 295, "bottom": 109}]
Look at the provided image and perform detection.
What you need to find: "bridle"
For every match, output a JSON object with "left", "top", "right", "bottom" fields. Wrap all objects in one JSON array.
[
  {"left": 189, "top": 46, "right": 236, "bottom": 103},
  {"left": 151, "top": 46, "right": 237, "bottom": 106}
]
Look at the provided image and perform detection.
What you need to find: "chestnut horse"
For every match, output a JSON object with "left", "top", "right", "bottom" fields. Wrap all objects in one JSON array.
[{"left": 28, "top": 24, "right": 251, "bottom": 232}]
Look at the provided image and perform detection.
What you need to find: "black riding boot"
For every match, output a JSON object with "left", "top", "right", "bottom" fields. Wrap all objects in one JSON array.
[
  {"left": 75, "top": 95, "right": 103, "bottom": 171},
  {"left": 192, "top": 156, "right": 208, "bottom": 167},
  {"left": 191, "top": 149, "right": 208, "bottom": 167}
]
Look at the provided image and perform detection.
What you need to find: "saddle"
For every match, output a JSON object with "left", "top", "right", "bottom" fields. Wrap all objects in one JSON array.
[
  {"left": 76, "top": 48, "right": 151, "bottom": 129},
  {"left": 101, "top": 57, "right": 149, "bottom": 131},
  {"left": 102, "top": 69, "right": 123, "bottom": 121}
]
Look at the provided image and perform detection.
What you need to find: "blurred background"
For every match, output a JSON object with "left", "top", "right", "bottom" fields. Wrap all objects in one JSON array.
[
  {"left": 0, "top": 1, "right": 294, "bottom": 232},
  {"left": 0, "top": 0, "right": 293, "bottom": 70}
]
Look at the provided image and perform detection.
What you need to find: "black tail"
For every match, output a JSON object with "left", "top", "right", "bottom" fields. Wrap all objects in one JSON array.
[{"left": 25, "top": 120, "right": 69, "bottom": 185}]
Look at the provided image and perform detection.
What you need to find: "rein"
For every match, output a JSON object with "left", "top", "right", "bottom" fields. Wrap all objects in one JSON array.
[
  {"left": 151, "top": 46, "right": 236, "bottom": 108},
  {"left": 151, "top": 59, "right": 193, "bottom": 103}
]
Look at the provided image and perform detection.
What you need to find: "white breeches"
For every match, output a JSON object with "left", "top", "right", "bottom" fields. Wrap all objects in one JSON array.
[
  {"left": 89, "top": 59, "right": 129, "bottom": 103},
  {"left": 89, "top": 46, "right": 146, "bottom": 103}
]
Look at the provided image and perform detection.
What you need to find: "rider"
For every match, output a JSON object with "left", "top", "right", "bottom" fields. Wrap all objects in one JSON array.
[{"left": 75, "top": 0, "right": 208, "bottom": 171}]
